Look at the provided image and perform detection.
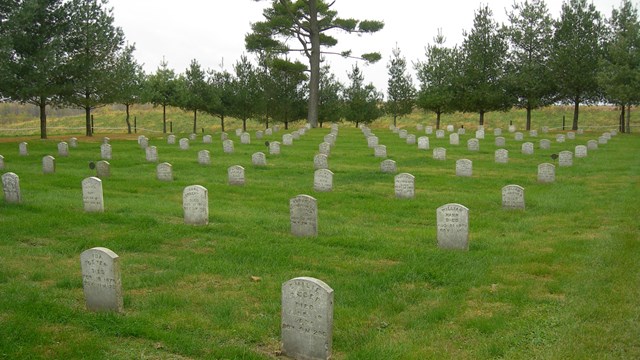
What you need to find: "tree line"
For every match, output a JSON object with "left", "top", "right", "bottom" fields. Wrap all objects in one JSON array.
[{"left": 0, "top": 0, "right": 638, "bottom": 139}]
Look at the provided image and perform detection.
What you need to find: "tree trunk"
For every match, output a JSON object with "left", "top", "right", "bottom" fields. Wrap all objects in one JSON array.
[
  {"left": 285, "top": 121, "right": 289, "bottom": 130},
  {"left": 572, "top": 98, "right": 579, "bottom": 131},
  {"left": 125, "top": 104, "right": 132, "bottom": 134},
  {"left": 627, "top": 104, "right": 631, "bottom": 134},
  {"left": 242, "top": 119, "right": 247, "bottom": 132},
  {"left": 193, "top": 109, "right": 197, "bottom": 133},
  {"left": 393, "top": 114, "right": 397, "bottom": 127},
  {"left": 162, "top": 104, "right": 167, "bottom": 133},
  {"left": 39, "top": 98, "right": 47, "bottom": 139},
  {"left": 85, "top": 107, "right": 92, "bottom": 136},
  {"left": 220, "top": 115, "right": 225, "bottom": 132},
  {"left": 526, "top": 105, "right": 532, "bottom": 131},
  {"left": 307, "top": 0, "right": 320, "bottom": 128},
  {"left": 620, "top": 105, "right": 625, "bottom": 133},
  {"left": 436, "top": 111, "right": 441, "bottom": 129},
  {"left": 479, "top": 110, "right": 485, "bottom": 126}
]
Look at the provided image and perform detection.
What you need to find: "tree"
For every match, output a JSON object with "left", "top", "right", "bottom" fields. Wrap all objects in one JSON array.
[
  {"left": 342, "top": 64, "right": 382, "bottom": 128},
  {"left": 62, "top": 0, "right": 125, "bottom": 136},
  {"left": 318, "top": 63, "right": 343, "bottom": 128},
  {"left": 246, "top": 0, "right": 384, "bottom": 128},
  {"left": 264, "top": 57, "right": 307, "bottom": 130},
  {"left": 505, "top": 0, "right": 556, "bottom": 130},
  {"left": 551, "top": 0, "right": 605, "bottom": 130},
  {"left": 385, "top": 45, "right": 416, "bottom": 127},
  {"left": 0, "top": 0, "right": 68, "bottom": 139},
  {"left": 111, "top": 44, "right": 144, "bottom": 134},
  {"left": 459, "top": 5, "right": 511, "bottom": 126},
  {"left": 230, "top": 55, "right": 263, "bottom": 132},
  {"left": 176, "top": 59, "right": 216, "bottom": 134},
  {"left": 206, "top": 68, "right": 234, "bottom": 133},
  {"left": 414, "top": 31, "right": 459, "bottom": 129},
  {"left": 145, "top": 58, "right": 177, "bottom": 133},
  {"left": 599, "top": 0, "right": 640, "bottom": 133}
]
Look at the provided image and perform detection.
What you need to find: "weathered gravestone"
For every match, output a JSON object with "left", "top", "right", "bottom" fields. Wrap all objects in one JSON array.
[
  {"left": 598, "top": 136, "right": 608, "bottom": 144},
  {"left": 228, "top": 165, "right": 245, "bottom": 186},
  {"left": 145, "top": 146, "right": 158, "bottom": 162},
  {"left": 241, "top": 132, "right": 251, "bottom": 144},
  {"left": 380, "top": 159, "right": 397, "bottom": 173},
  {"left": 156, "top": 162, "right": 173, "bottom": 181},
  {"left": 203, "top": 135, "right": 212, "bottom": 144},
  {"left": 542, "top": 126, "right": 549, "bottom": 133},
  {"left": 179, "top": 138, "right": 189, "bottom": 150},
  {"left": 399, "top": 129, "right": 408, "bottom": 139},
  {"left": 556, "top": 134, "right": 565, "bottom": 143},
  {"left": 567, "top": 131, "right": 575, "bottom": 140},
  {"left": 314, "top": 169, "right": 333, "bottom": 192},
  {"left": 221, "top": 132, "right": 229, "bottom": 141},
  {"left": 529, "top": 130, "right": 538, "bottom": 137},
  {"left": 425, "top": 126, "right": 433, "bottom": 135},
  {"left": 281, "top": 277, "right": 333, "bottom": 360},
  {"left": 458, "top": 128, "right": 466, "bottom": 135},
  {"left": 283, "top": 134, "right": 293, "bottom": 146},
  {"left": 467, "top": 138, "right": 480, "bottom": 151},
  {"left": 435, "top": 130, "right": 445, "bottom": 139},
  {"left": 139, "top": 136, "right": 149, "bottom": 149},
  {"left": 324, "top": 134, "right": 336, "bottom": 146},
  {"left": 69, "top": 137, "right": 78, "bottom": 148},
  {"left": 80, "top": 247, "right": 123, "bottom": 313},
  {"left": 374, "top": 145, "right": 387, "bottom": 158},
  {"left": 58, "top": 142, "right": 69, "bottom": 157},
  {"left": 314, "top": 154, "right": 329, "bottom": 170},
  {"left": 82, "top": 177, "right": 104, "bottom": 212},
  {"left": 406, "top": 134, "right": 416, "bottom": 145},
  {"left": 416, "top": 123, "right": 424, "bottom": 131},
  {"left": 587, "top": 139, "right": 598, "bottom": 150},
  {"left": 522, "top": 142, "right": 534, "bottom": 155},
  {"left": 514, "top": 132, "right": 524, "bottom": 141},
  {"left": 603, "top": 132, "right": 612, "bottom": 140},
  {"left": 223, "top": 139, "right": 234, "bottom": 154},
  {"left": 539, "top": 139, "right": 551, "bottom": 150},
  {"left": 537, "top": 163, "right": 555, "bottom": 183},
  {"left": 559, "top": 150, "right": 573, "bottom": 167},
  {"left": 436, "top": 203, "right": 469, "bottom": 250},
  {"left": 367, "top": 136, "right": 379, "bottom": 148},
  {"left": 2, "top": 172, "right": 21, "bottom": 204},
  {"left": 495, "top": 137, "right": 505, "bottom": 147},
  {"left": 269, "top": 141, "right": 281, "bottom": 155},
  {"left": 455, "top": 159, "right": 472, "bottom": 177},
  {"left": 292, "top": 131, "right": 301, "bottom": 140},
  {"left": 495, "top": 149, "right": 509, "bottom": 164},
  {"left": 449, "top": 133, "right": 459, "bottom": 145},
  {"left": 394, "top": 173, "right": 415, "bottom": 199},
  {"left": 198, "top": 150, "right": 211, "bottom": 165},
  {"left": 167, "top": 134, "right": 176, "bottom": 144},
  {"left": 96, "top": 160, "right": 110, "bottom": 179},
  {"left": 255, "top": 130, "right": 264, "bottom": 140},
  {"left": 189, "top": 133, "right": 197, "bottom": 141},
  {"left": 575, "top": 145, "right": 587, "bottom": 158},
  {"left": 494, "top": 128, "right": 502, "bottom": 136},
  {"left": 18, "top": 142, "right": 28, "bottom": 156},
  {"left": 417, "top": 136, "right": 430, "bottom": 150},
  {"left": 319, "top": 142, "right": 331, "bottom": 156},
  {"left": 235, "top": 129, "right": 243, "bottom": 137},
  {"left": 42, "top": 155, "right": 55, "bottom": 174},
  {"left": 0, "top": 155, "right": 4, "bottom": 170},
  {"left": 508, "top": 124, "right": 516, "bottom": 133},
  {"left": 577, "top": 128, "right": 584, "bottom": 135},
  {"left": 183, "top": 185, "right": 208, "bottom": 225},
  {"left": 446, "top": 124, "right": 454, "bottom": 132},
  {"left": 290, "top": 195, "right": 318, "bottom": 237},
  {"left": 102, "top": 137, "right": 110, "bottom": 144},
  {"left": 100, "top": 143, "right": 112, "bottom": 160},
  {"left": 252, "top": 152, "right": 267, "bottom": 166},
  {"left": 265, "top": 128, "right": 273, "bottom": 136},
  {"left": 475, "top": 130, "right": 485, "bottom": 139},
  {"left": 433, "top": 147, "right": 446, "bottom": 161},
  {"left": 502, "top": 185, "right": 525, "bottom": 210}
]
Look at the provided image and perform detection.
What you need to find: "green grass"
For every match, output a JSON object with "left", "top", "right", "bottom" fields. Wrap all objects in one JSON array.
[{"left": 0, "top": 108, "right": 638, "bottom": 359}]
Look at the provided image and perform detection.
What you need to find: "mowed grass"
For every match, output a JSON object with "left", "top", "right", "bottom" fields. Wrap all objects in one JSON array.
[{"left": 0, "top": 115, "right": 638, "bottom": 359}]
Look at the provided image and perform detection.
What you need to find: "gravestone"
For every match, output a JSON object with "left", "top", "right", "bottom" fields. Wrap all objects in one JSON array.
[
  {"left": 223, "top": 139, "right": 234, "bottom": 154},
  {"left": 508, "top": 124, "right": 516, "bottom": 133},
  {"left": 514, "top": 132, "right": 524, "bottom": 141},
  {"left": 455, "top": 159, "right": 472, "bottom": 177},
  {"left": 235, "top": 129, "right": 243, "bottom": 136},
  {"left": 189, "top": 133, "right": 197, "bottom": 141},
  {"left": 183, "top": 185, "right": 208, "bottom": 225},
  {"left": 425, "top": 126, "right": 433, "bottom": 135},
  {"left": 539, "top": 139, "right": 551, "bottom": 150},
  {"left": 80, "top": 247, "right": 123, "bottom": 313},
  {"left": 314, "top": 169, "right": 333, "bottom": 192},
  {"left": 556, "top": 134, "right": 565, "bottom": 143},
  {"left": 265, "top": 128, "right": 273, "bottom": 136},
  {"left": 436, "top": 203, "right": 469, "bottom": 250},
  {"left": 19, "top": 142, "right": 28, "bottom": 156},
  {"left": 475, "top": 130, "right": 485, "bottom": 139},
  {"left": 502, "top": 185, "right": 525, "bottom": 210},
  {"left": 292, "top": 131, "right": 301, "bottom": 140},
  {"left": 256, "top": 130, "right": 264, "bottom": 140},
  {"left": 537, "top": 163, "right": 555, "bottom": 183},
  {"left": 2, "top": 172, "right": 21, "bottom": 204},
  {"left": 290, "top": 194, "right": 317, "bottom": 237},
  {"left": 228, "top": 165, "right": 245, "bottom": 186},
  {"left": 203, "top": 135, "right": 212, "bottom": 144},
  {"left": 156, "top": 162, "right": 173, "bottom": 181},
  {"left": 42, "top": 155, "right": 55, "bottom": 174},
  {"left": 179, "top": 138, "right": 189, "bottom": 150},
  {"left": 167, "top": 134, "right": 176, "bottom": 144},
  {"left": 416, "top": 124, "right": 424, "bottom": 131},
  {"left": 380, "top": 159, "right": 397, "bottom": 173},
  {"left": 374, "top": 145, "right": 387, "bottom": 158},
  {"left": 82, "top": 177, "right": 104, "bottom": 212},
  {"left": 467, "top": 138, "right": 479, "bottom": 151},
  {"left": 100, "top": 143, "right": 112, "bottom": 160},
  {"left": 139, "top": 136, "right": 149, "bottom": 149},
  {"left": 575, "top": 145, "right": 587, "bottom": 158},
  {"left": 433, "top": 147, "right": 446, "bottom": 161},
  {"left": 252, "top": 152, "right": 267, "bottom": 166},
  {"left": 559, "top": 150, "right": 573, "bottom": 167},
  {"left": 522, "top": 142, "right": 534, "bottom": 155},
  {"left": 96, "top": 161, "right": 110, "bottom": 179},
  {"left": 567, "top": 131, "right": 575, "bottom": 140},
  {"left": 0, "top": 155, "right": 4, "bottom": 170},
  {"left": 406, "top": 134, "right": 416, "bottom": 145},
  {"left": 603, "top": 132, "right": 612, "bottom": 140},
  {"left": 494, "top": 128, "right": 502, "bottom": 136},
  {"left": 58, "top": 142, "right": 69, "bottom": 157},
  {"left": 446, "top": 124, "right": 454, "bottom": 132},
  {"left": 587, "top": 140, "right": 598, "bottom": 150},
  {"left": 394, "top": 173, "right": 415, "bottom": 199},
  {"left": 598, "top": 136, "right": 607, "bottom": 144},
  {"left": 417, "top": 136, "right": 430, "bottom": 150},
  {"left": 577, "top": 128, "right": 584, "bottom": 135},
  {"left": 283, "top": 134, "right": 293, "bottom": 146},
  {"left": 367, "top": 136, "right": 379, "bottom": 148},
  {"left": 495, "top": 136, "right": 505, "bottom": 147},
  {"left": 281, "top": 277, "right": 333, "bottom": 360},
  {"left": 542, "top": 126, "right": 549, "bottom": 133},
  {"left": 529, "top": 130, "right": 538, "bottom": 137},
  {"left": 457, "top": 128, "right": 466, "bottom": 135},
  {"left": 145, "top": 146, "right": 158, "bottom": 162},
  {"left": 399, "top": 129, "right": 408, "bottom": 139},
  {"left": 269, "top": 141, "right": 281, "bottom": 155},
  {"left": 324, "top": 134, "right": 336, "bottom": 146},
  {"left": 241, "top": 132, "right": 250, "bottom": 144},
  {"left": 274, "top": 125, "right": 280, "bottom": 132},
  {"left": 449, "top": 133, "right": 459, "bottom": 145},
  {"left": 69, "top": 137, "right": 78, "bottom": 148},
  {"left": 314, "top": 154, "right": 329, "bottom": 170},
  {"left": 102, "top": 137, "right": 110, "bottom": 144},
  {"left": 198, "top": 150, "right": 211, "bottom": 165},
  {"left": 435, "top": 130, "right": 445, "bottom": 139},
  {"left": 495, "top": 149, "right": 509, "bottom": 163},
  {"left": 221, "top": 132, "right": 229, "bottom": 141},
  {"left": 319, "top": 142, "right": 331, "bottom": 156}
]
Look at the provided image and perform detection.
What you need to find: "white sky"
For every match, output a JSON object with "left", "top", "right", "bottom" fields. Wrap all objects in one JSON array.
[{"left": 109, "top": 0, "right": 624, "bottom": 95}]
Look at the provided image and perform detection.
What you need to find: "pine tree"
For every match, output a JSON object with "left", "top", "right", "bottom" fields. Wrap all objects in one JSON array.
[{"left": 385, "top": 46, "right": 416, "bottom": 127}]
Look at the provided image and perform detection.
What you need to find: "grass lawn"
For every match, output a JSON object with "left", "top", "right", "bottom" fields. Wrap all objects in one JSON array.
[{"left": 0, "top": 109, "right": 638, "bottom": 359}]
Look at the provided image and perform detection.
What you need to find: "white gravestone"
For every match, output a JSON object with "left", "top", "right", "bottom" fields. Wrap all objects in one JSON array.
[
  {"left": 139, "top": 136, "right": 149, "bottom": 149},
  {"left": 223, "top": 139, "right": 234, "bottom": 154},
  {"left": 502, "top": 185, "right": 525, "bottom": 210},
  {"left": 2, "top": 172, "right": 21, "bottom": 204},
  {"left": 290, "top": 195, "right": 318, "bottom": 237},
  {"left": 203, "top": 135, "right": 212, "bottom": 144},
  {"left": 598, "top": 136, "right": 608, "bottom": 144},
  {"left": 82, "top": 177, "right": 104, "bottom": 213},
  {"left": 587, "top": 140, "right": 598, "bottom": 150},
  {"left": 567, "top": 131, "right": 575, "bottom": 140},
  {"left": 167, "top": 134, "right": 176, "bottom": 144},
  {"left": 537, "top": 163, "right": 555, "bottom": 183},
  {"left": 292, "top": 131, "right": 301, "bottom": 140},
  {"left": 228, "top": 165, "right": 245, "bottom": 186},
  {"left": 314, "top": 169, "right": 333, "bottom": 192},
  {"left": 221, "top": 132, "right": 229, "bottom": 141},
  {"left": 58, "top": 142, "right": 69, "bottom": 157},
  {"left": 241, "top": 132, "right": 251, "bottom": 144},
  {"left": 324, "top": 134, "right": 336, "bottom": 146},
  {"left": 437, "top": 203, "right": 469, "bottom": 250},
  {"left": 367, "top": 136, "right": 379, "bottom": 148},
  {"left": 529, "top": 130, "right": 538, "bottom": 137},
  {"left": 455, "top": 159, "right": 472, "bottom": 177},
  {"left": 100, "top": 143, "right": 112, "bottom": 160},
  {"left": 556, "top": 134, "right": 565, "bottom": 143},
  {"left": 539, "top": 139, "right": 551, "bottom": 150},
  {"left": 252, "top": 152, "right": 267, "bottom": 166},
  {"left": 495, "top": 149, "right": 509, "bottom": 164},
  {"left": 494, "top": 128, "right": 502, "bottom": 136},
  {"left": 416, "top": 124, "right": 424, "bottom": 131},
  {"left": 417, "top": 136, "right": 429, "bottom": 150},
  {"left": 380, "top": 159, "right": 397, "bottom": 173},
  {"left": 42, "top": 155, "right": 55, "bottom": 174},
  {"left": 575, "top": 145, "right": 587, "bottom": 158},
  {"left": 475, "top": 130, "right": 485, "bottom": 139},
  {"left": 522, "top": 142, "right": 534, "bottom": 155},
  {"left": 198, "top": 150, "right": 211, "bottom": 165},
  {"left": 406, "top": 134, "right": 416, "bottom": 145},
  {"left": 189, "top": 133, "right": 197, "bottom": 141},
  {"left": 179, "top": 138, "right": 189, "bottom": 150},
  {"left": 183, "top": 185, "right": 208, "bottom": 225},
  {"left": 265, "top": 128, "right": 273, "bottom": 136},
  {"left": 433, "top": 147, "right": 446, "bottom": 161},
  {"left": 449, "top": 133, "right": 459, "bottom": 145},
  {"left": 235, "top": 129, "right": 243, "bottom": 136},
  {"left": 269, "top": 141, "right": 281, "bottom": 155},
  {"left": 399, "top": 129, "right": 408, "bottom": 139},
  {"left": 425, "top": 126, "right": 433, "bottom": 134},
  {"left": 559, "top": 150, "right": 573, "bottom": 167},
  {"left": 314, "top": 154, "right": 329, "bottom": 170},
  {"left": 96, "top": 161, "right": 110, "bottom": 179},
  {"left": 281, "top": 277, "right": 333, "bottom": 360},
  {"left": 458, "top": 128, "right": 466, "bottom": 135},
  {"left": 102, "top": 137, "right": 110, "bottom": 144},
  {"left": 80, "top": 247, "right": 123, "bottom": 313},
  {"left": 145, "top": 146, "right": 158, "bottom": 162},
  {"left": 374, "top": 145, "right": 387, "bottom": 158},
  {"left": 495, "top": 137, "right": 505, "bottom": 147},
  {"left": 318, "top": 142, "right": 331, "bottom": 156},
  {"left": 283, "top": 134, "right": 293, "bottom": 146},
  {"left": 508, "top": 124, "right": 516, "bottom": 133},
  {"left": 394, "top": 173, "right": 415, "bottom": 199},
  {"left": 467, "top": 138, "right": 480, "bottom": 151},
  {"left": 603, "top": 132, "right": 612, "bottom": 140},
  {"left": 0, "top": 155, "right": 4, "bottom": 170},
  {"left": 577, "top": 128, "right": 584, "bottom": 135},
  {"left": 446, "top": 124, "right": 454, "bottom": 132},
  {"left": 69, "top": 137, "right": 78, "bottom": 148},
  {"left": 255, "top": 130, "right": 264, "bottom": 140},
  {"left": 156, "top": 162, "right": 173, "bottom": 181},
  {"left": 435, "top": 130, "right": 445, "bottom": 139},
  {"left": 514, "top": 132, "right": 524, "bottom": 141}
]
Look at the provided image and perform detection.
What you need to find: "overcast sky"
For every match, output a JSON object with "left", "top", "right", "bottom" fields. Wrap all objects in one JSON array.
[{"left": 109, "top": 0, "right": 623, "bottom": 95}]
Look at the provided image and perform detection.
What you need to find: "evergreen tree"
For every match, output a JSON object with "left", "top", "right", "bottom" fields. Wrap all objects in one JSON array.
[
  {"left": 318, "top": 64, "right": 343, "bottom": 128},
  {"left": 177, "top": 59, "right": 217, "bottom": 134},
  {"left": 265, "top": 57, "right": 307, "bottom": 130},
  {"left": 206, "top": 68, "right": 234, "bottom": 133},
  {"left": 230, "top": 55, "right": 263, "bottom": 132},
  {"left": 111, "top": 44, "right": 144, "bottom": 134},
  {"left": 145, "top": 58, "right": 177, "bottom": 133},
  {"left": 342, "top": 64, "right": 382, "bottom": 128},
  {"left": 385, "top": 45, "right": 416, "bottom": 127}
]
